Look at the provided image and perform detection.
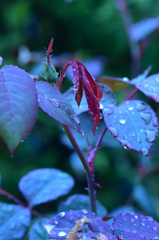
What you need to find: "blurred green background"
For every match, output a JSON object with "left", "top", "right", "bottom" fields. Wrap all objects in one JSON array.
[{"left": 0, "top": 0, "right": 159, "bottom": 219}]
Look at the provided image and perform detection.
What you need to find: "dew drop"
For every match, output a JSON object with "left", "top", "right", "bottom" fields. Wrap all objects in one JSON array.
[
  {"left": 123, "top": 134, "right": 127, "bottom": 139},
  {"left": 136, "top": 102, "right": 147, "bottom": 111},
  {"left": 100, "top": 104, "right": 104, "bottom": 109},
  {"left": 131, "top": 218, "right": 135, "bottom": 222},
  {"left": 120, "top": 140, "right": 132, "bottom": 149},
  {"left": 58, "top": 231, "right": 67, "bottom": 237},
  {"left": 122, "top": 77, "right": 129, "bottom": 82},
  {"left": 119, "top": 118, "right": 126, "bottom": 124},
  {"left": 50, "top": 98, "right": 60, "bottom": 108},
  {"left": 128, "top": 106, "right": 134, "bottom": 111},
  {"left": 103, "top": 108, "right": 113, "bottom": 115},
  {"left": 137, "top": 137, "right": 142, "bottom": 143},
  {"left": 59, "top": 212, "right": 65, "bottom": 217},
  {"left": 132, "top": 132, "right": 135, "bottom": 137},
  {"left": 109, "top": 127, "right": 119, "bottom": 137},
  {"left": 145, "top": 130, "right": 156, "bottom": 143},
  {"left": 141, "top": 147, "right": 149, "bottom": 156},
  {"left": 55, "top": 221, "right": 58, "bottom": 224},
  {"left": 81, "top": 209, "right": 88, "bottom": 214},
  {"left": 140, "top": 112, "right": 152, "bottom": 124},
  {"left": 74, "top": 116, "right": 80, "bottom": 125},
  {"left": 153, "top": 118, "right": 158, "bottom": 127},
  {"left": 135, "top": 215, "right": 138, "bottom": 219},
  {"left": 141, "top": 222, "right": 145, "bottom": 226}
]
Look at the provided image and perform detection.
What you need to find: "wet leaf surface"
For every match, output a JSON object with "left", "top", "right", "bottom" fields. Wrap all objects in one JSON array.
[
  {"left": 103, "top": 100, "right": 158, "bottom": 156},
  {"left": 0, "top": 65, "right": 38, "bottom": 153},
  {"left": 36, "top": 81, "right": 81, "bottom": 132},
  {"left": 132, "top": 74, "right": 159, "bottom": 102},
  {"left": 57, "top": 194, "right": 107, "bottom": 218},
  {"left": 112, "top": 212, "right": 159, "bottom": 239},
  {"left": 29, "top": 219, "right": 49, "bottom": 240},
  {"left": 0, "top": 202, "right": 31, "bottom": 240},
  {"left": 19, "top": 168, "right": 74, "bottom": 207}
]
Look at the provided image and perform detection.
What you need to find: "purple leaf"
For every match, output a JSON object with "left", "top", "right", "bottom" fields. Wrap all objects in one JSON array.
[
  {"left": 18, "top": 168, "right": 74, "bottom": 207},
  {"left": 112, "top": 212, "right": 159, "bottom": 239},
  {"left": 44, "top": 210, "right": 97, "bottom": 239},
  {"left": 0, "top": 202, "right": 31, "bottom": 240},
  {"left": 0, "top": 65, "right": 38, "bottom": 153},
  {"left": 130, "top": 18, "right": 159, "bottom": 42},
  {"left": 36, "top": 81, "right": 81, "bottom": 132},
  {"left": 64, "top": 83, "right": 116, "bottom": 115},
  {"left": 132, "top": 74, "right": 159, "bottom": 102},
  {"left": 103, "top": 100, "right": 158, "bottom": 156}
]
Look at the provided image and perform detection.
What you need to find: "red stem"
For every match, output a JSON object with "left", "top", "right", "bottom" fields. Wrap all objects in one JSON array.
[
  {"left": 56, "top": 62, "right": 71, "bottom": 91},
  {"left": 0, "top": 188, "right": 48, "bottom": 219}
]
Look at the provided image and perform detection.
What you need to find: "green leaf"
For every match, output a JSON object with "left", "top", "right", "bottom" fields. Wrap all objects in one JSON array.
[
  {"left": 132, "top": 74, "right": 159, "bottom": 103},
  {"left": 0, "top": 65, "right": 38, "bottom": 153},
  {"left": 18, "top": 168, "right": 74, "bottom": 207},
  {"left": 0, "top": 202, "right": 31, "bottom": 240},
  {"left": 29, "top": 219, "right": 49, "bottom": 240},
  {"left": 57, "top": 194, "right": 107, "bottom": 218},
  {"left": 98, "top": 76, "right": 132, "bottom": 92},
  {"left": 36, "top": 81, "right": 81, "bottom": 132},
  {"left": 103, "top": 100, "right": 158, "bottom": 156}
]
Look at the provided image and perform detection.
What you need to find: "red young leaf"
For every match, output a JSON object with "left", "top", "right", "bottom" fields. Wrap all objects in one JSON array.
[
  {"left": 60, "top": 60, "right": 103, "bottom": 135},
  {"left": 47, "top": 38, "right": 53, "bottom": 56}
]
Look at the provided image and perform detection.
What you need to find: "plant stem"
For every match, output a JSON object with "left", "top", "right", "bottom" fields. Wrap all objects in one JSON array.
[
  {"left": 121, "top": 88, "right": 138, "bottom": 104},
  {"left": 0, "top": 188, "right": 47, "bottom": 219},
  {"left": 95, "top": 126, "right": 107, "bottom": 149},
  {"left": 62, "top": 125, "right": 97, "bottom": 214}
]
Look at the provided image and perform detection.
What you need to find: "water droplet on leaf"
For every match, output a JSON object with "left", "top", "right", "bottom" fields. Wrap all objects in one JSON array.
[
  {"left": 141, "top": 147, "right": 149, "bottom": 156},
  {"left": 122, "top": 77, "right": 129, "bottom": 82},
  {"left": 50, "top": 98, "right": 60, "bottom": 108},
  {"left": 59, "top": 212, "right": 65, "bottom": 217},
  {"left": 119, "top": 118, "right": 126, "bottom": 124},
  {"left": 81, "top": 209, "right": 88, "bottom": 214},
  {"left": 103, "top": 108, "right": 113, "bottom": 115},
  {"left": 140, "top": 112, "right": 152, "bottom": 124},
  {"left": 136, "top": 102, "right": 147, "bottom": 111},
  {"left": 145, "top": 130, "right": 156, "bottom": 143},
  {"left": 58, "top": 231, "right": 67, "bottom": 237},
  {"left": 109, "top": 127, "right": 119, "bottom": 137}
]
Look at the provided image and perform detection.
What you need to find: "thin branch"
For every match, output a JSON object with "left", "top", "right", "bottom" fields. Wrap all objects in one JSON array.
[
  {"left": 0, "top": 188, "right": 48, "bottom": 219},
  {"left": 62, "top": 125, "right": 97, "bottom": 214}
]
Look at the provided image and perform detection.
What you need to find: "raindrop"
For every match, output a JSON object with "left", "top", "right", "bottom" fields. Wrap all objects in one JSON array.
[
  {"left": 122, "top": 77, "right": 129, "bottom": 82},
  {"left": 128, "top": 106, "right": 134, "bottom": 111},
  {"left": 145, "top": 130, "right": 156, "bottom": 143},
  {"left": 120, "top": 140, "right": 132, "bottom": 149},
  {"left": 81, "top": 209, "right": 88, "bottom": 214},
  {"left": 123, "top": 134, "right": 127, "bottom": 139},
  {"left": 21, "top": 140, "right": 24, "bottom": 143},
  {"left": 140, "top": 112, "right": 152, "bottom": 125},
  {"left": 135, "top": 215, "right": 138, "bottom": 219},
  {"left": 74, "top": 116, "right": 80, "bottom": 125},
  {"left": 99, "top": 104, "right": 104, "bottom": 109},
  {"left": 59, "top": 212, "right": 65, "bottom": 217},
  {"left": 141, "top": 147, "right": 149, "bottom": 156},
  {"left": 38, "top": 99, "right": 40, "bottom": 102},
  {"left": 109, "top": 127, "right": 119, "bottom": 137},
  {"left": 136, "top": 102, "right": 147, "bottom": 111},
  {"left": 103, "top": 108, "right": 113, "bottom": 115},
  {"left": 153, "top": 118, "right": 158, "bottom": 127},
  {"left": 137, "top": 137, "right": 142, "bottom": 143},
  {"left": 44, "top": 224, "right": 54, "bottom": 234},
  {"left": 55, "top": 221, "right": 58, "bottom": 224},
  {"left": 58, "top": 231, "right": 67, "bottom": 237},
  {"left": 100, "top": 113, "right": 103, "bottom": 119},
  {"left": 50, "top": 98, "right": 60, "bottom": 108},
  {"left": 141, "top": 222, "right": 145, "bottom": 226},
  {"left": 132, "top": 132, "right": 135, "bottom": 137},
  {"left": 119, "top": 118, "right": 126, "bottom": 124}
]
